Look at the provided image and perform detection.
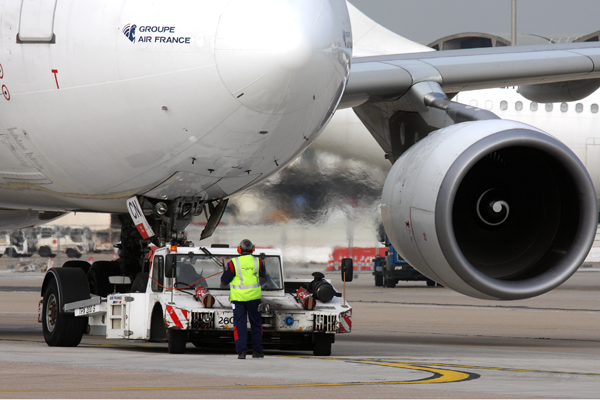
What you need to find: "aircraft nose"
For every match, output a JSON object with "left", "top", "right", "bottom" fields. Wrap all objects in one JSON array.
[{"left": 215, "top": 0, "right": 351, "bottom": 115}]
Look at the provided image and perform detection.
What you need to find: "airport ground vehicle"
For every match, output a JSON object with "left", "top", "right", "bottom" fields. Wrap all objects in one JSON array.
[
  {"left": 0, "top": 231, "right": 36, "bottom": 257},
  {"left": 35, "top": 226, "right": 89, "bottom": 258},
  {"left": 38, "top": 245, "right": 352, "bottom": 356},
  {"left": 373, "top": 239, "right": 439, "bottom": 288},
  {"left": 91, "top": 230, "right": 115, "bottom": 252}
]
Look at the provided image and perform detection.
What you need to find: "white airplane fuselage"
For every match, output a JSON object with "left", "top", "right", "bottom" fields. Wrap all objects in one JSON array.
[
  {"left": 0, "top": 0, "right": 351, "bottom": 213},
  {"left": 317, "top": 87, "right": 600, "bottom": 206}
]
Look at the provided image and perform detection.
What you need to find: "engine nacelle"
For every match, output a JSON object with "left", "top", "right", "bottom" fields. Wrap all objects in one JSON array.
[{"left": 381, "top": 120, "right": 597, "bottom": 300}]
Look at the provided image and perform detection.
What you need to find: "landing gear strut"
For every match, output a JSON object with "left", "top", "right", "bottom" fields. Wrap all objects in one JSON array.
[{"left": 113, "top": 196, "right": 229, "bottom": 281}]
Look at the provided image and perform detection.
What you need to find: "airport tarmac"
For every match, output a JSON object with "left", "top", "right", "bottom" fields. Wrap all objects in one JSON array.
[{"left": 0, "top": 261, "right": 599, "bottom": 399}]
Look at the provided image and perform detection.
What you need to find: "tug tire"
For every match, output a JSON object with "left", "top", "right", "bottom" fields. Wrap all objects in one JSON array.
[
  {"left": 42, "top": 278, "right": 86, "bottom": 347},
  {"left": 168, "top": 329, "right": 188, "bottom": 354}
]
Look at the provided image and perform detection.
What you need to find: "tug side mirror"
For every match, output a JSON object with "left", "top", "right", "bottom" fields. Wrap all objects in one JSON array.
[
  {"left": 165, "top": 255, "right": 176, "bottom": 279},
  {"left": 341, "top": 258, "right": 353, "bottom": 282}
]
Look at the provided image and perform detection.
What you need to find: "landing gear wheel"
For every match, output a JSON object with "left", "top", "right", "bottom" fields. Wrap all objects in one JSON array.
[
  {"left": 62, "top": 260, "right": 91, "bottom": 275},
  {"left": 131, "top": 273, "right": 149, "bottom": 293},
  {"left": 313, "top": 333, "right": 333, "bottom": 356},
  {"left": 88, "top": 261, "right": 121, "bottom": 297},
  {"left": 168, "top": 329, "right": 187, "bottom": 354},
  {"left": 374, "top": 274, "right": 383, "bottom": 287},
  {"left": 42, "top": 279, "right": 86, "bottom": 347}
]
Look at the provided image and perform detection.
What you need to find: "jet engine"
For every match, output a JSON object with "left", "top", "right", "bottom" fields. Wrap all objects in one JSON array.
[{"left": 381, "top": 120, "right": 598, "bottom": 300}]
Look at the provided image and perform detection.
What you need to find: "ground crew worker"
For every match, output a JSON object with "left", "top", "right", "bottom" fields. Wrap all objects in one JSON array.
[{"left": 221, "top": 239, "right": 266, "bottom": 359}]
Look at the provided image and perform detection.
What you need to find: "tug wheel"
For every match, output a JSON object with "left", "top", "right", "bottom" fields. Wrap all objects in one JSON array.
[
  {"left": 168, "top": 329, "right": 188, "bottom": 354},
  {"left": 42, "top": 278, "right": 86, "bottom": 347},
  {"left": 313, "top": 333, "right": 333, "bottom": 356}
]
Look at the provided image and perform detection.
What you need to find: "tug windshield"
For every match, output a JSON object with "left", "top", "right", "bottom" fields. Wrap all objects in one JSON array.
[{"left": 168, "top": 253, "right": 283, "bottom": 291}]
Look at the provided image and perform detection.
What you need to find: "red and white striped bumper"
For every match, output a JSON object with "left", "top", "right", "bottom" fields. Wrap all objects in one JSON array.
[
  {"left": 339, "top": 310, "right": 352, "bottom": 333},
  {"left": 165, "top": 305, "right": 189, "bottom": 329}
]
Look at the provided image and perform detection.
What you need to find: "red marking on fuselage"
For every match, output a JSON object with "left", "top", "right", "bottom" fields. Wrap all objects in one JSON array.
[{"left": 51, "top": 69, "right": 59, "bottom": 89}]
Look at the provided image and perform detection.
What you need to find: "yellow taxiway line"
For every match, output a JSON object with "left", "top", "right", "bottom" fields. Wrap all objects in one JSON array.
[
  {"left": 0, "top": 357, "right": 476, "bottom": 393},
  {"left": 1, "top": 351, "right": 596, "bottom": 394}
]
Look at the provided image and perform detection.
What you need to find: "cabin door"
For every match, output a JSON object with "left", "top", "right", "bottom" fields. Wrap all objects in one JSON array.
[{"left": 18, "top": 0, "right": 58, "bottom": 43}]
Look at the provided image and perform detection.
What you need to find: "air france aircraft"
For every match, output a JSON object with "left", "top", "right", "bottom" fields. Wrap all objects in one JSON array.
[{"left": 1, "top": 0, "right": 600, "bottom": 317}]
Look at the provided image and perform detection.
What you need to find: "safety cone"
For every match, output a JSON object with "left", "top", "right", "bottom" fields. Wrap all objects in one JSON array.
[
  {"left": 47, "top": 258, "right": 55, "bottom": 269},
  {"left": 326, "top": 254, "right": 334, "bottom": 271},
  {"left": 88, "top": 256, "right": 94, "bottom": 264},
  {"left": 361, "top": 256, "right": 370, "bottom": 271}
]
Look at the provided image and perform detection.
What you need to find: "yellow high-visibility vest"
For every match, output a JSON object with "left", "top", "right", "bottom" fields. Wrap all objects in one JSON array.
[{"left": 229, "top": 255, "right": 261, "bottom": 302}]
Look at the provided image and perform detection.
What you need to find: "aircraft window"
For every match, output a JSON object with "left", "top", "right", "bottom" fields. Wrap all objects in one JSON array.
[
  {"left": 515, "top": 101, "right": 523, "bottom": 111},
  {"left": 576, "top": 103, "right": 584, "bottom": 113},
  {"left": 500, "top": 101, "right": 508, "bottom": 111},
  {"left": 545, "top": 103, "right": 553, "bottom": 112},
  {"left": 470, "top": 100, "right": 478, "bottom": 107},
  {"left": 530, "top": 102, "right": 538, "bottom": 111},
  {"left": 592, "top": 104, "right": 599, "bottom": 114},
  {"left": 485, "top": 100, "right": 493, "bottom": 110},
  {"left": 560, "top": 103, "right": 568, "bottom": 112}
]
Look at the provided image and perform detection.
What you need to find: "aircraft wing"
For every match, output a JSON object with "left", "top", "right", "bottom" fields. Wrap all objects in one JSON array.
[
  {"left": 342, "top": 40, "right": 600, "bottom": 301},
  {"left": 340, "top": 42, "right": 600, "bottom": 108}
]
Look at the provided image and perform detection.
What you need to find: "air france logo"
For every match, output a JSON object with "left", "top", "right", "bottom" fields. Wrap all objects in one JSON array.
[
  {"left": 121, "top": 24, "right": 191, "bottom": 44},
  {"left": 123, "top": 24, "right": 137, "bottom": 43}
]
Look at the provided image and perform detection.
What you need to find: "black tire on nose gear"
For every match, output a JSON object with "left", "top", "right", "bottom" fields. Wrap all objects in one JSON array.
[
  {"left": 42, "top": 278, "right": 86, "bottom": 347},
  {"left": 62, "top": 260, "right": 91, "bottom": 275},
  {"left": 88, "top": 261, "right": 121, "bottom": 297},
  {"left": 168, "top": 329, "right": 188, "bottom": 354}
]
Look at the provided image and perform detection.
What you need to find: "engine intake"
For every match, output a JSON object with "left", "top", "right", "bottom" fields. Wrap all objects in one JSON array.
[{"left": 381, "top": 120, "right": 597, "bottom": 300}]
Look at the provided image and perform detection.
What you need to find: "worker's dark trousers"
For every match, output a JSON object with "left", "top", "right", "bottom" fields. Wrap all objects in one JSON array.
[{"left": 232, "top": 299, "right": 263, "bottom": 355}]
